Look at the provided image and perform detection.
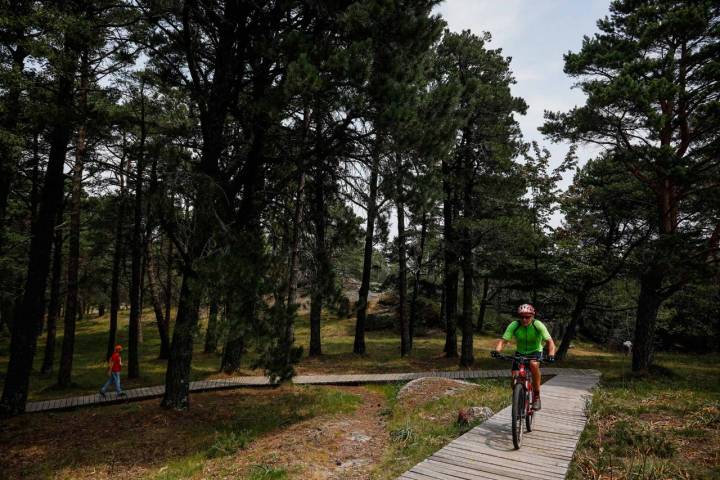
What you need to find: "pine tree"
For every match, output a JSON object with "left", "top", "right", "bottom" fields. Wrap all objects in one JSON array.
[{"left": 543, "top": 0, "right": 720, "bottom": 372}]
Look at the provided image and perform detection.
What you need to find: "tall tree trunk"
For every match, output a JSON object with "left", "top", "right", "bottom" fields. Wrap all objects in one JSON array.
[
  {"left": 409, "top": 211, "right": 427, "bottom": 348},
  {"left": 442, "top": 158, "right": 458, "bottom": 358},
  {"left": 57, "top": 124, "right": 86, "bottom": 388},
  {"left": 29, "top": 132, "right": 41, "bottom": 226},
  {"left": 41, "top": 210, "right": 64, "bottom": 374},
  {"left": 396, "top": 169, "right": 409, "bottom": 356},
  {"left": 354, "top": 152, "right": 380, "bottom": 355},
  {"left": 632, "top": 268, "right": 664, "bottom": 372},
  {"left": 204, "top": 299, "right": 219, "bottom": 354},
  {"left": 287, "top": 105, "right": 308, "bottom": 313},
  {"left": 164, "top": 233, "right": 172, "bottom": 335},
  {"left": 309, "top": 166, "right": 328, "bottom": 357},
  {"left": 556, "top": 286, "right": 589, "bottom": 361},
  {"left": 460, "top": 163, "right": 474, "bottom": 367},
  {"left": 107, "top": 150, "right": 127, "bottom": 360},
  {"left": 283, "top": 164, "right": 305, "bottom": 367},
  {"left": 460, "top": 254, "right": 473, "bottom": 367},
  {"left": 146, "top": 239, "right": 170, "bottom": 359},
  {"left": 0, "top": 14, "right": 28, "bottom": 258},
  {"left": 56, "top": 55, "right": 88, "bottom": 389},
  {"left": 162, "top": 267, "right": 200, "bottom": 410},
  {"left": 476, "top": 277, "right": 489, "bottom": 332},
  {"left": 128, "top": 81, "right": 147, "bottom": 379},
  {"left": 220, "top": 113, "right": 266, "bottom": 373},
  {"left": 163, "top": 0, "right": 251, "bottom": 408},
  {"left": 222, "top": 285, "right": 250, "bottom": 373}
]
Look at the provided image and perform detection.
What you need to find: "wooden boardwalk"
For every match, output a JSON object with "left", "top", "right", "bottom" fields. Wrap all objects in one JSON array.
[
  {"left": 24, "top": 367, "right": 598, "bottom": 414},
  {"left": 398, "top": 371, "right": 600, "bottom": 480}
]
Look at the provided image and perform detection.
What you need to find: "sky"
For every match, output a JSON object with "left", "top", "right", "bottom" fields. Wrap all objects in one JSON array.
[{"left": 434, "top": 0, "right": 611, "bottom": 188}]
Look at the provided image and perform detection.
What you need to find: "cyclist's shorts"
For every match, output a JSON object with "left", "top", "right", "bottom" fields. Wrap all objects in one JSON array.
[{"left": 511, "top": 351, "right": 543, "bottom": 371}]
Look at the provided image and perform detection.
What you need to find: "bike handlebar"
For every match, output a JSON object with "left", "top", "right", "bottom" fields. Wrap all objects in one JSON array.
[{"left": 492, "top": 353, "right": 547, "bottom": 363}]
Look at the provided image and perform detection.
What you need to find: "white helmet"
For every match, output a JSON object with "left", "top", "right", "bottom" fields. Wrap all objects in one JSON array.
[{"left": 517, "top": 304, "right": 535, "bottom": 316}]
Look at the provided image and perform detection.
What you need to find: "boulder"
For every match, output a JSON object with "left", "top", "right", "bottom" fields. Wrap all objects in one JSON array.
[{"left": 457, "top": 406, "right": 494, "bottom": 425}]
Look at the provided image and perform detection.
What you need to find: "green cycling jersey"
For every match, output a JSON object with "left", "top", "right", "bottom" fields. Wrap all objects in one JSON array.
[{"left": 502, "top": 319, "right": 551, "bottom": 355}]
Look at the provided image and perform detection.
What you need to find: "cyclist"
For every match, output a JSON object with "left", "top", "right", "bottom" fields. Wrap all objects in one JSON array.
[{"left": 491, "top": 304, "right": 556, "bottom": 410}]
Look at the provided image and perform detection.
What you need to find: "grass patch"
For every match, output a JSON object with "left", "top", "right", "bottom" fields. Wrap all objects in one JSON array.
[
  {"left": 247, "top": 464, "right": 289, "bottom": 480},
  {"left": 370, "top": 377, "right": 508, "bottom": 480},
  {"left": 206, "top": 429, "right": 253, "bottom": 458},
  {"left": 151, "top": 453, "right": 206, "bottom": 480},
  {"left": 568, "top": 353, "right": 720, "bottom": 480},
  {"left": 0, "top": 385, "right": 361, "bottom": 480}
]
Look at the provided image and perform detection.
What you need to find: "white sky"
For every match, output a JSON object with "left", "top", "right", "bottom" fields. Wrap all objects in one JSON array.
[{"left": 434, "top": 0, "right": 611, "bottom": 186}]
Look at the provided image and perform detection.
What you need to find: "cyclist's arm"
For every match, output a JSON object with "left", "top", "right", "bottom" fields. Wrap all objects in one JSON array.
[
  {"left": 536, "top": 321, "right": 556, "bottom": 356},
  {"left": 494, "top": 339, "right": 510, "bottom": 352},
  {"left": 546, "top": 338, "right": 556, "bottom": 356},
  {"left": 495, "top": 321, "right": 518, "bottom": 352}
]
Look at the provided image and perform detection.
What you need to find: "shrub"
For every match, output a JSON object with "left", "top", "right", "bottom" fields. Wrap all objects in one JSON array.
[
  {"left": 366, "top": 313, "right": 396, "bottom": 331},
  {"left": 606, "top": 420, "right": 675, "bottom": 458},
  {"left": 206, "top": 430, "right": 252, "bottom": 458}
]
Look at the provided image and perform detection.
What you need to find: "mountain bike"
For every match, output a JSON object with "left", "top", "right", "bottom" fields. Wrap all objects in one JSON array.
[{"left": 492, "top": 353, "right": 544, "bottom": 449}]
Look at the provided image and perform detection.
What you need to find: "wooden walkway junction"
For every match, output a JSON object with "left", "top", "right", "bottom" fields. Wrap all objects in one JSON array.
[
  {"left": 397, "top": 370, "right": 600, "bottom": 480},
  {"left": 24, "top": 367, "right": 599, "bottom": 415}
]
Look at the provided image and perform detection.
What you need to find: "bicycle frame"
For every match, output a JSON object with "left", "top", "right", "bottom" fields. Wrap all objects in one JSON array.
[
  {"left": 513, "top": 362, "right": 535, "bottom": 419},
  {"left": 494, "top": 353, "right": 542, "bottom": 448}
]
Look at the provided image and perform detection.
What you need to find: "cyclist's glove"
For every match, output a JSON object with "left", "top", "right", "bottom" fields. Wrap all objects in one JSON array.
[
  {"left": 490, "top": 351, "right": 500, "bottom": 358},
  {"left": 547, "top": 355, "right": 556, "bottom": 363}
]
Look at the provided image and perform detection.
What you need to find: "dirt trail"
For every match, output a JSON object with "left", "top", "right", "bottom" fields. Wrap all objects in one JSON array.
[{"left": 202, "top": 386, "right": 388, "bottom": 479}]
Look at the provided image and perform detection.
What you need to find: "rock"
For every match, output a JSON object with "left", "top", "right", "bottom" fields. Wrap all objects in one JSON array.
[
  {"left": 397, "top": 377, "right": 479, "bottom": 402},
  {"left": 348, "top": 432, "right": 371, "bottom": 442},
  {"left": 457, "top": 406, "right": 494, "bottom": 425},
  {"left": 337, "top": 458, "right": 371, "bottom": 469}
]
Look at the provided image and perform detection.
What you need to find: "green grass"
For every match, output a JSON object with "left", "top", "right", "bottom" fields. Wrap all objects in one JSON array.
[
  {"left": 246, "top": 465, "right": 289, "bottom": 480},
  {"left": 567, "top": 352, "right": 720, "bottom": 480},
  {"left": 0, "top": 308, "right": 223, "bottom": 400},
  {"left": 0, "top": 304, "right": 512, "bottom": 401},
  {"left": 153, "top": 385, "right": 360, "bottom": 480},
  {"left": 369, "top": 378, "right": 509, "bottom": 480},
  {"left": 0, "top": 384, "right": 361, "bottom": 479}
]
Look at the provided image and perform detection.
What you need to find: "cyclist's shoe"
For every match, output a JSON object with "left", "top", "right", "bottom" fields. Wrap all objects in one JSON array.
[
  {"left": 532, "top": 396, "right": 541, "bottom": 411},
  {"left": 99, "top": 390, "right": 106, "bottom": 398}
]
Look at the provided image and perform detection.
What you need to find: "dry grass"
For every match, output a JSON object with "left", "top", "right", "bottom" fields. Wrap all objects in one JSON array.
[
  {"left": 0, "top": 385, "right": 363, "bottom": 479},
  {"left": 567, "top": 355, "right": 720, "bottom": 480}
]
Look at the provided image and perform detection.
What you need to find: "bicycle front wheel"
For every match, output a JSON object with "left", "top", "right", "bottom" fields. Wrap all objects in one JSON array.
[{"left": 511, "top": 383, "right": 525, "bottom": 449}]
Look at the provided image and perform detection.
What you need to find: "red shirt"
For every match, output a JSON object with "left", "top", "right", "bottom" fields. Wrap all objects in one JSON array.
[{"left": 110, "top": 352, "right": 122, "bottom": 372}]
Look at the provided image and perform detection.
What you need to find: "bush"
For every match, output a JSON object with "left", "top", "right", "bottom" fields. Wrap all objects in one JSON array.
[
  {"left": 606, "top": 420, "right": 675, "bottom": 458},
  {"left": 414, "top": 296, "right": 442, "bottom": 330},
  {"left": 206, "top": 429, "right": 252, "bottom": 458},
  {"left": 366, "top": 313, "right": 396, "bottom": 331},
  {"left": 336, "top": 295, "right": 352, "bottom": 318},
  {"left": 378, "top": 292, "right": 399, "bottom": 306}
]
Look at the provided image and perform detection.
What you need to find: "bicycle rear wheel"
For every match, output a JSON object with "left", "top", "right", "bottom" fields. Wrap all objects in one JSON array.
[
  {"left": 525, "top": 391, "right": 535, "bottom": 432},
  {"left": 511, "top": 383, "right": 524, "bottom": 449}
]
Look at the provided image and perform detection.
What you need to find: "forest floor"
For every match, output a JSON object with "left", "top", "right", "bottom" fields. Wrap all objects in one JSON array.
[{"left": 1, "top": 300, "right": 719, "bottom": 479}]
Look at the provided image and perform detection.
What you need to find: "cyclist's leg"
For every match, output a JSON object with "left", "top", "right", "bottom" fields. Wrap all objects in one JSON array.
[
  {"left": 529, "top": 360, "right": 541, "bottom": 393},
  {"left": 511, "top": 355, "right": 520, "bottom": 388}
]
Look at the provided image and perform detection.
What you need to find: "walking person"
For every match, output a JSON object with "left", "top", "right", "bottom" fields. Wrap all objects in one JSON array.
[{"left": 100, "top": 344, "right": 126, "bottom": 397}]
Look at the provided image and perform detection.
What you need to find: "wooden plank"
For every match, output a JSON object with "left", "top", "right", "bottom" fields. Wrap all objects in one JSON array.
[
  {"left": 400, "top": 471, "right": 444, "bottom": 480},
  {"left": 426, "top": 457, "right": 561, "bottom": 480},
  {"left": 433, "top": 447, "right": 567, "bottom": 477},
  {"left": 440, "top": 444, "right": 571, "bottom": 472}
]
